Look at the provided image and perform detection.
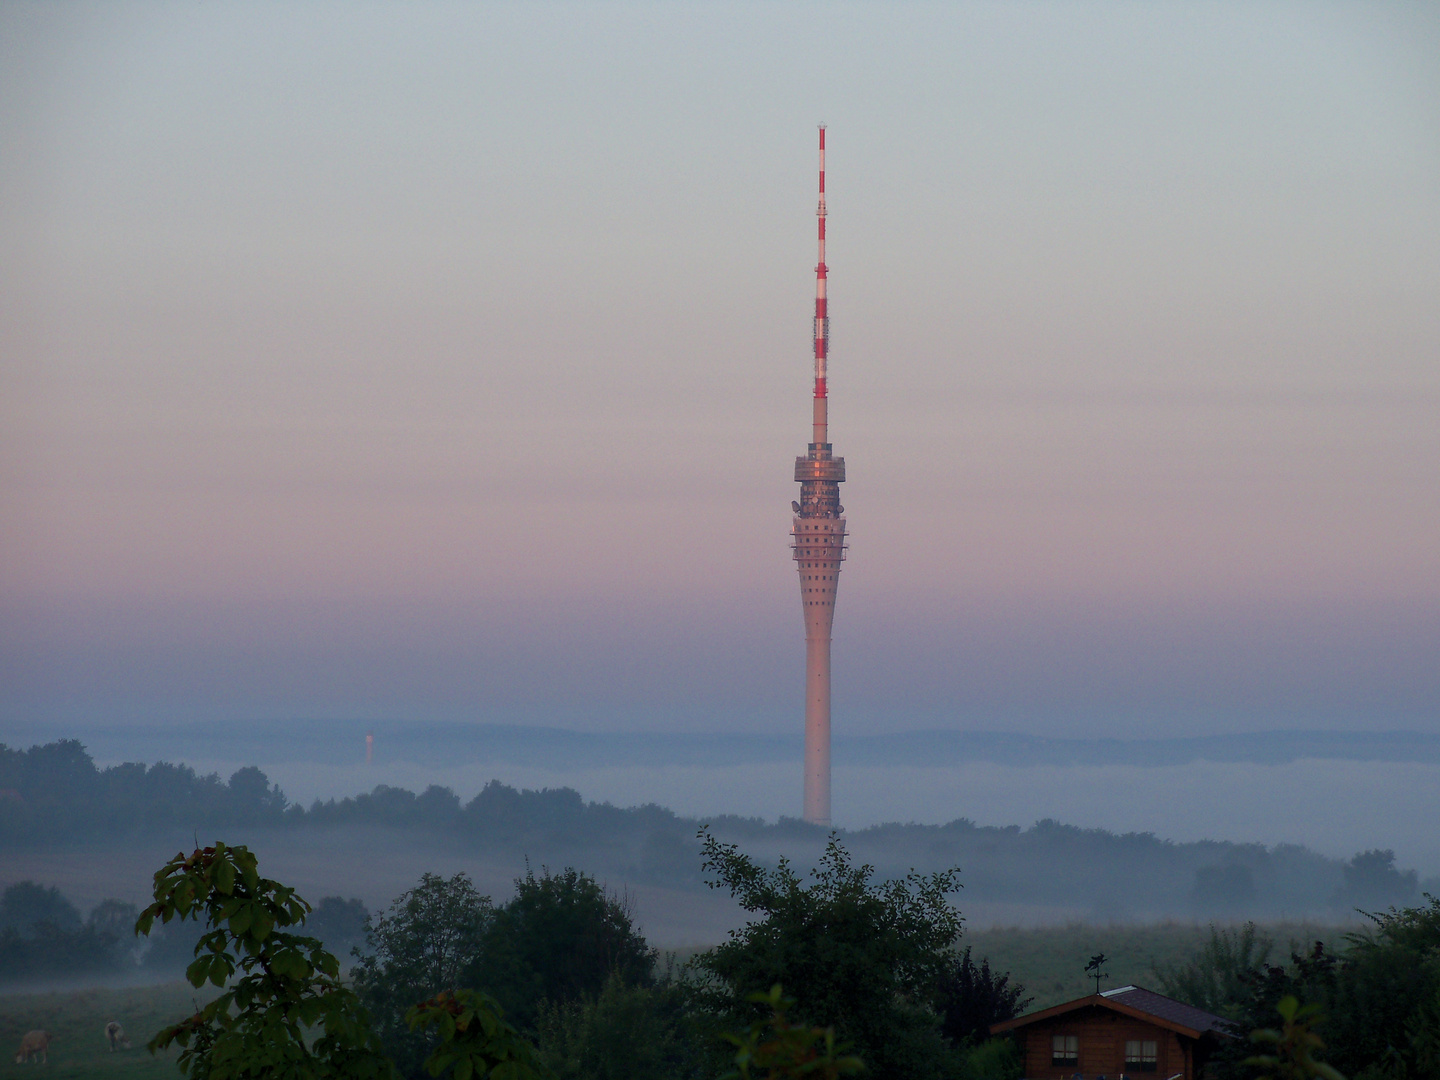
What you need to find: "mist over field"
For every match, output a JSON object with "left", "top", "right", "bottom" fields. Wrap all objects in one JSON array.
[
  {"left": 12, "top": 720, "right": 1440, "bottom": 876},
  {"left": 4, "top": 725, "right": 1436, "bottom": 957},
  {"left": 247, "top": 757, "right": 1440, "bottom": 874}
]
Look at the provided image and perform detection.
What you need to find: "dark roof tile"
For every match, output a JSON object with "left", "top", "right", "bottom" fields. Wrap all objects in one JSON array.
[
  {"left": 1100, "top": 986, "right": 1231, "bottom": 1035},
  {"left": 992, "top": 985, "right": 1234, "bottom": 1039}
]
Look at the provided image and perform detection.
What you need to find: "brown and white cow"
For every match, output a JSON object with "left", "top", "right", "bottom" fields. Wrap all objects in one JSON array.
[
  {"left": 14, "top": 1029, "right": 53, "bottom": 1064},
  {"left": 105, "top": 1021, "right": 130, "bottom": 1051}
]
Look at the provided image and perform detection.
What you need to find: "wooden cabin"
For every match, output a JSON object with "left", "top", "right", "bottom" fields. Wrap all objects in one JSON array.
[{"left": 990, "top": 985, "right": 1231, "bottom": 1080}]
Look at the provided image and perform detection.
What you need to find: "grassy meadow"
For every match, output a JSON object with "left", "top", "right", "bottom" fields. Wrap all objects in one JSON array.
[
  {"left": 0, "top": 982, "right": 218, "bottom": 1079},
  {"left": 967, "top": 921, "right": 1353, "bottom": 1009}
]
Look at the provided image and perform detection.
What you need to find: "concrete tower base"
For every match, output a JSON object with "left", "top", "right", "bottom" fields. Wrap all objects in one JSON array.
[
  {"left": 793, "top": 511, "right": 846, "bottom": 825},
  {"left": 804, "top": 636, "right": 832, "bottom": 824}
]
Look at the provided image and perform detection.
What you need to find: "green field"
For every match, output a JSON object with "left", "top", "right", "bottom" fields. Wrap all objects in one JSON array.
[
  {"left": 967, "top": 921, "right": 1353, "bottom": 1009},
  {"left": 0, "top": 982, "right": 218, "bottom": 1079},
  {"left": 0, "top": 921, "right": 1354, "bottom": 1076}
]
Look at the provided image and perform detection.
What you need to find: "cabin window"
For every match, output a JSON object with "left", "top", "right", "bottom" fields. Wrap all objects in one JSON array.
[
  {"left": 1125, "top": 1040, "right": 1158, "bottom": 1071},
  {"left": 1052, "top": 1035, "right": 1079, "bottom": 1066}
]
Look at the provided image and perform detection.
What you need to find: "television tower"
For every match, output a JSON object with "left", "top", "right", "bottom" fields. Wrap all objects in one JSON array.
[{"left": 791, "top": 124, "right": 846, "bottom": 826}]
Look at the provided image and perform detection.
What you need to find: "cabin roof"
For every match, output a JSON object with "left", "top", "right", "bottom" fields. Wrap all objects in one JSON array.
[{"left": 991, "top": 985, "right": 1233, "bottom": 1040}]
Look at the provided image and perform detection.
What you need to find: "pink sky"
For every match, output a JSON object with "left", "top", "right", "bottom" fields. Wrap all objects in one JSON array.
[{"left": 2, "top": 2, "right": 1437, "bottom": 735}]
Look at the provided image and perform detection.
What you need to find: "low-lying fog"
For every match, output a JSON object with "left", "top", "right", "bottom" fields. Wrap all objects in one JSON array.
[
  {"left": 9, "top": 724, "right": 1437, "bottom": 957},
  {"left": 1, "top": 827, "right": 752, "bottom": 949},
  {"left": 139, "top": 756, "right": 1440, "bottom": 879}
]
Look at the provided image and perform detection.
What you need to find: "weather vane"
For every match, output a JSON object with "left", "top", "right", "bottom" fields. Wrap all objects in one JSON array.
[{"left": 1085, "top": 953, "right": 1109, "bottom": 994}]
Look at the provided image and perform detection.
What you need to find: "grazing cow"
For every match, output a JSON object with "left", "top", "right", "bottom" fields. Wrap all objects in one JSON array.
[
  {"left": 14, "top": 1030, "right": 53, "bottom": 1064},
  {"left": 105, "top": 1021, "right": 130, "bottom": 1051}
]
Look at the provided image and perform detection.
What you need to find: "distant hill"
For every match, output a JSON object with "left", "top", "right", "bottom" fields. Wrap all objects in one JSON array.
[{"left": 7, "top": 719, "right": 1438, "bottom": 770}]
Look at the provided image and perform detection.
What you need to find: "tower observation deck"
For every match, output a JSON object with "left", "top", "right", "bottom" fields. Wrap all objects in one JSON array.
[{"left": 791, "top": 125, "right": 847, "bottom": 826}]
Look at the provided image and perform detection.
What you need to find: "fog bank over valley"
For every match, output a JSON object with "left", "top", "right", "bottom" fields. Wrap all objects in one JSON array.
[
  {"left": 242, "top": 757, "right": 1440, "bottom": 876},
  {"left": 17, "top": 719, "right": 1439, "bottom": 875},
  {"left": 3, "top": 729, "right": 1435, "bottom": 953}
]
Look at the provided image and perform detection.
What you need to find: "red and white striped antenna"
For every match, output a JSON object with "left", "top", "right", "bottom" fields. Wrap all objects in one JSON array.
[{"left": 813, "top": 124, "right": 829, "bottom": 403}]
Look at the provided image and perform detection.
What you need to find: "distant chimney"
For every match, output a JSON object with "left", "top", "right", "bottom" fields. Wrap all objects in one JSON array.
[{"left": 365, "top": 731, "right": 374, "bottom": 765}]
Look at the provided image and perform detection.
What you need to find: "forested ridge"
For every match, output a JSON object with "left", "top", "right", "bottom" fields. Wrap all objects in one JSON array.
[{"left": 0, "top": 740, "right": 1428, "bottom": 919}]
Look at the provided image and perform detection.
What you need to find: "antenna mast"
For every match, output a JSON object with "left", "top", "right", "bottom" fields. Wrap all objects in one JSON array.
[{"left": 813, "top": 124, "right": 829, "bottom": 445}]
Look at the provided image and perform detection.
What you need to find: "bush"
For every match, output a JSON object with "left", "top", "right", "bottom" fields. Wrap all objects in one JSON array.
[
  {"left": 962, "top": 1037, "right": 1024, "bottom": 1080},
  {"left": 1154, "top": 921, "right": 1275, "bottom": 1018},
  {"left": 536, "top": 972, "right": 700, "bottom": 1080},
  {"left": 1162, "top": 897, "right": 1440, "bottom": 1080}
]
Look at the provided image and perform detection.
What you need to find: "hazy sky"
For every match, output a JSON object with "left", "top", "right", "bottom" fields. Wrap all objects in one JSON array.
[{"left": 2, "top": 2, "right": 1437, "bottom": 736}]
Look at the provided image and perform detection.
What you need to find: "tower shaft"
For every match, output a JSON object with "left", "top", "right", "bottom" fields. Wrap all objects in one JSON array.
[{"left": 792, "top": 124, "right": 846, "bottom": 826}]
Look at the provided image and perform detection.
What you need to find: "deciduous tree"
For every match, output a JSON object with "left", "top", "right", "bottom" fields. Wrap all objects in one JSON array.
[
  {"left": 138, "top": 841, "right": 394, "bottom": 1080},
  {"left": 693, "top": 829, "right": 963, "bottom": 1080},
  {"left": 466, "top": 866, "right": 654, "bottom": 1033},
  {"left": 353, "top": 872, "right": 494, "bottom": 1077},
  {"left": 938, "top": 946, "right": 1031, "bottom": 1047}
]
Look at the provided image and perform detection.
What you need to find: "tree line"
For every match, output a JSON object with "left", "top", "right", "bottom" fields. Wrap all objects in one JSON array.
[
  {"left": 1, "top": 739, "right": 1426, "bottom": 916},
  {"left": 124, "top": 833, "right": 1029, "bottom": 1080},
  {"left": 0, "top": 878, "right": 368, "bottom": 984}
]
